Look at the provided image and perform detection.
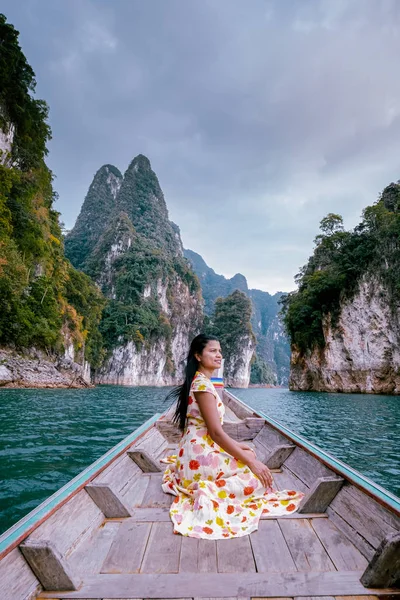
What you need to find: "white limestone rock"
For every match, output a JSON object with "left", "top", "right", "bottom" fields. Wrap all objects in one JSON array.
[{"left": 290, "top": 276, "right": 400, "bottom": 394}]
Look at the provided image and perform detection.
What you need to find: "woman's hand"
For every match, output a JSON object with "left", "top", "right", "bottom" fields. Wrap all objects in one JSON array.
[{"left": 248, "top": 458, "right": 274, "bottom": 490}]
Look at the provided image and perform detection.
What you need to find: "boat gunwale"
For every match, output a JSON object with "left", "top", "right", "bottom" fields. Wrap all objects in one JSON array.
[
  {"left": 0, "top": 412, "right": 161, "bottom": 561},
  {"left": 224, "top": 388, "right": 400, "bottom": 517}
]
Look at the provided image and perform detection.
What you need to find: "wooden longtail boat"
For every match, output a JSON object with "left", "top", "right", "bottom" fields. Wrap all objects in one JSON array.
[{"left": 0, "top": 381, "right": 399, "bottom": 600}]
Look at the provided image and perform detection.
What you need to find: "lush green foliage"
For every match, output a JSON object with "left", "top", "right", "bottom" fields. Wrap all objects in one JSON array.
[
  {"left": 205, "top": 290, "right": 255, "bottom": 365},
  {"left": 0, "top": 14, "right": 51, "bottom": 169},
  {"left": 281, "top": 189, "right": 400, "bottom": 353},
  {"left": 0, "top": 14, "right": 105, "bottom": 359},
  {"left": 250, "top": 354, "right": 276, "bottom": 384}
]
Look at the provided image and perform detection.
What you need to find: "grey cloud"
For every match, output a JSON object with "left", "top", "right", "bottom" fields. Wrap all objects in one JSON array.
[{"left": 2, "top": 0, "right": 400, "bottom": 292}]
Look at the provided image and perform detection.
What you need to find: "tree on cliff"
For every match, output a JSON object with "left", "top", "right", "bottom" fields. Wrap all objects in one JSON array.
[
  {"left": 0, "top": 13, "right": 104, "bottom": 359},
  {"left": 205, "top": 290, "right": 256, "bottom": 384},
  {"left": 281, "top": 181, "right": 400, "bottom": 353}
]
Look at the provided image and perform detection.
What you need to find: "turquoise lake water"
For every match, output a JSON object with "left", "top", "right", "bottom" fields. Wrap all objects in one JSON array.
[{"left": 0, "top": 385, "right": 399, "bottom": 535}]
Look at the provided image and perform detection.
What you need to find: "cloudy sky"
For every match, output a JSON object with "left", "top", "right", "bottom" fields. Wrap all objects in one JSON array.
[{"left": 3, "top": 0, "right": 400, "bottom": 293}]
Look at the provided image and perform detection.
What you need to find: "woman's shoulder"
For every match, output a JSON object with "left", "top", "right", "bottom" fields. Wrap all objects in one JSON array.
[{"left": 191, "top": 371, "right": 216, "bottom": 395}]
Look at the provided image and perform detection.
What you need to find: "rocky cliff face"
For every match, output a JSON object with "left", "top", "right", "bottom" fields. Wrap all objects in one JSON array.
[
  {"left": 66, "top": 155, "right": 203, "bottom": 386},
  {"left": 224, "top": 334, "right": 256, "bottom": 388},
  {"left": 0, "top": 347, "right": 91, "bottom": 388},
  {"left": 290, "top": 276, "right": 400, "bottom": 394},
  {"left": 184, "top": 249, "right": 290, "bottom": 384}
]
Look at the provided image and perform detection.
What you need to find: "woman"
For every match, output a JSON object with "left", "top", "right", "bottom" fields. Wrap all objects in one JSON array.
[{"left": 161, "top": 334, "right": 305, "bottom": 539}]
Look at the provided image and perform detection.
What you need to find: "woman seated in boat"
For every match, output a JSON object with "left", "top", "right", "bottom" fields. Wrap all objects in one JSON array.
[{"left": 161, "top": 334, "right": 305, "bottom": 539}]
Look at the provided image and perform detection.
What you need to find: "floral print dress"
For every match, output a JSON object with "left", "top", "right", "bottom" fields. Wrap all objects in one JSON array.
[{"left": 161, "top": 371, "right": 305, "bottom": 539}]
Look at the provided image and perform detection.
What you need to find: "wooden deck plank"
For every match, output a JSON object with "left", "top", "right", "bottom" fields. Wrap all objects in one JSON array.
[
  {"left": 216, "top": 535, "right": 256, "bottom": 572},
  {"left": 198, "top": 539, "right": 218, "bottom": 573},
  {"left": 140, "top": 522, "right": 182, "bottom": 573},
  {"left": 101, "top": 521, "right": 151, "bottom": 574},
  {"left": 278, "top": 518, "right": 336, "bottom": 572},
  {"left": 250, "top": 520, "right": 297, "bottom": 573},
  {"left": 140, "top": 474, "right": 172, "bottom": 508},
  {"left": 311, "top": 517, "right": 369, "bottom": 571},
  {"left": 179, "top": 536, "right": 199, "bottom": 573},
  {"left": 179, "top": 538, "right": 218, "bottom": 573},
  {"left": 68, "top": 521, "right": 121, "bottom": 577},
  {"left": 37, "top": 570, "right": 397, "bottom": 598}
]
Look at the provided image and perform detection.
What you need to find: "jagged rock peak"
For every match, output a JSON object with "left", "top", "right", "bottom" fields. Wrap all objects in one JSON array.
[
  {"left": 129, "top": 154, "right": 152, "bottom": 171},
  {"left": 118, "top": 154, "right": 180, "bottom": 255},
  {"left": 65, "top": 164, "right": 123, "bottom": 270}
]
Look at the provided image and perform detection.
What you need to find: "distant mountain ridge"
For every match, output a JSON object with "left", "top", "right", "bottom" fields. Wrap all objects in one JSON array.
[{"left": 183, "top": 249, "right": 290, "bottom": 384}]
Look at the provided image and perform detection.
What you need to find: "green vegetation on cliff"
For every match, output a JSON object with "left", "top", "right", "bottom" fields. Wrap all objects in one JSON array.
[
  {"left": 0, "top": 14, "right": 104, "bottom": 359},
  {"left": 205, "top": 290, "right": 255, "bottom": 379},
  {"left": 281, "top": 183, "right": 400, "bottom": 352}
]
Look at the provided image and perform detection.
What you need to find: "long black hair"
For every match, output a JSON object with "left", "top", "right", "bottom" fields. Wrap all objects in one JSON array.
[{"left": 166, "top": 333, "right": 219, "bottom": 431}]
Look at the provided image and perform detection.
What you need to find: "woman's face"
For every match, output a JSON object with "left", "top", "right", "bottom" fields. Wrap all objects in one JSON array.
[{"left": 197, "top": 340, "right": 222, "bottom": 370}]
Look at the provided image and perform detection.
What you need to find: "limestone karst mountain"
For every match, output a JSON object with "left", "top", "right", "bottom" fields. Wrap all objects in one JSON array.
[{"left": 65, "top": 155, "right": 203, "bottom": 385}]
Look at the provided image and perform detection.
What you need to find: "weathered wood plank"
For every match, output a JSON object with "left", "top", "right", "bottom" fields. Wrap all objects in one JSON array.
[
  {"left": 216, "top": 535, "right": 256, "bottom": 572},
  {"left": 360, "top": 532, "right": 400, "bottom": 588},
  {"left": 297, "top": 477, "right": 344, "bottom": 513},
  {"left": 250, "top": 520, "right": 297, "bottom": 573},
  {"left": 85, "top": 483, "right": 132, "bottom": 518},
  {"left": 253, "top": 424, "right": 290, "bottom": 451},
  {"left": 273, "top": 467, "right": 309, "bottom": 494},
  {"left": 310, "top": 517, "right": 368, "bottom": 570},
  {"left": 67, "top": 521, "right": 121, "bottom": 577},
  {"left": 198, "top": 539, "right": 218, "bottom": 573},
  {"left": 93, "top": 454, "right": 142, "bottom": 495},
  {"left": 156, "top": 420, "right": 182, "bottom": 443},
  {"left": 265, "top": 445, "right": 295, "bottom": 469},
  {"left": 179, "top": 537, "right": 218, "bottom": 573},
  {"left": 120, "top": 474, "right": 150, "bottom": 508},
  {"left": 223, "top": 403, "right": 242, "bottom": 423},
  {"left": 0, "top": 547, "right": 41, "bottom": 600},
  {"left": 141, "top": 522, "right": 182, "bottom": 573},
  {"left": 284, "top": 447, "right": 335, "bottom": 488},
  {"left": 127, "top": 448, "right": 162, "bottom": 472},
  {"left": 278, "top": 518, "right": 336, "bottom": 572},
  {"left": 37, "top": 570, "right": 395, "bottom": 598},
  {"left": 179, "top": 535, "right": 199, "bottom": 573},
  {"left": 329, "top": 484, "right": 398, "bottom": 549},
  {"left": 20, "top": 539, "right": 81, "bottom": 591},
  {"left": 344, "top": 485, "right": 400, "bottom": 532},
  {"left": 28, "top": 489, "right": 104, "bottom": 558},
  {"left": 101, "top": 520, "right": 151, "bottom": 574},
  {"left": 223, "top": 391, "right": 256, "bottom": 419},
  {"left": 132, "top": 427, "right": 168, "bottom": 458},
  {"left": 223, "top": 418, "right": 265, "bottom": 441},
  {"left": 335, "top": 596, "right": 380, "bottom": 600},
  {"left": 293, "top": 597, "right": 335, "bottom": 600},
  {"left": 140, "top": 474, "right": 172, "bottom": 508},
  {"left": 326, "top": 506, "right": 375, "bottom": 561}
]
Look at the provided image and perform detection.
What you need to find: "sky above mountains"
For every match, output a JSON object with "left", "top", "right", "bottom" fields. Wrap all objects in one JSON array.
[{"left": 3, "top": 0, "right": 400, "bottom": 292}]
